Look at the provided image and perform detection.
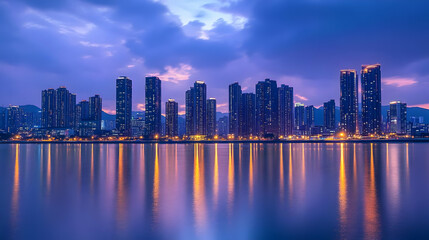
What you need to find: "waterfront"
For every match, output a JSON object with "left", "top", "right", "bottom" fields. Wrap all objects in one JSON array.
[{"left": 1, "top": 143, "right": 429, "bottom": 239}]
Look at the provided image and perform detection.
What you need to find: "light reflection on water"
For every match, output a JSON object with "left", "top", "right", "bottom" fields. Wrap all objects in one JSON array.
[{"left": 1, "top": 143, "right": 429, "bottom": 239}]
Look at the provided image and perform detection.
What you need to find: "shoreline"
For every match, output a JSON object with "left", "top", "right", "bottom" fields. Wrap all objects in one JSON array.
[{"left": 1, "top": 138, "right": 429, "bottom": 144}]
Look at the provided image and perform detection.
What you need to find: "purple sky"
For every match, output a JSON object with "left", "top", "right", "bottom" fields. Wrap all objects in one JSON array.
[{"left": 1, "top": 0, "right": 429, "bottom": 114}]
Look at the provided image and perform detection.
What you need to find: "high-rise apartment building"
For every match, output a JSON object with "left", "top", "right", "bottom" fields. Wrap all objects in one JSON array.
[
  {"left": 116, "top": 76, "right": 132, "bottom": 136},
  {"left": 295, "top": 103, "right": 305, "bottom": 135},
  {"left": 186, "top": 81, "right": 207, "bottom": 136},
  {"left": 256, "top": 79, "right": 278, "bottom": 137},
  {"left": 145, "top": 76, "right": 161, "bottom": 137},
  {"left": 361, "top": 64, "right": 382, "bottom": 135},
  {"left": 241, "top": 93, "right": 256, "bottom": 137},
  {"left": 89, "top": 95, "right": 102, "bottom": 132},
  {"left": 278, "top": 84, "right": 294, "bottom": 136},
  {"left": 388, "top": 101, "right": 407, "bottom": 134},
  {"left": 41, "top": 87, "right": 75, "bottom": 129},
  {"left": 324, "top": 99, "right": 336, "bottom": 131},
  {"left": 340, "top": 70, "right": 358, "bottom": 136},
  {"left": 185, "top": 88, "right": 195, "bottom": 136},
  {"left": 207, "top": 98, "right": 217, "bottom": 137},
  {"left": 41, "top": 89, "right": 56, "bottom": 129},
  {"left": 229, "top": 82, "right": 242, "bottom": 136},
  {"left": 165, "top": 99, "right": 178, "bottom": 137}
]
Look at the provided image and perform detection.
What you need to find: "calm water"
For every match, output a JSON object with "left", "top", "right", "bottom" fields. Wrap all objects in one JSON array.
[{"left": 1, "top": 143, "right": 429, "bottom": 239}]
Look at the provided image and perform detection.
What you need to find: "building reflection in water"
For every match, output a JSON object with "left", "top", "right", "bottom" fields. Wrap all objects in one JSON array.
[
  {"left": 116, "top": 144, "right": 127, "bottom": 229},
  {"left": 279, "top": 144, "right": 284, "bottom": 201},
  {"left": 386, "top": 143, "right": 401, "bottom": 225},
  {"left": 228, "top": 143, "right": 234, "bottom": 214},
  {"left": 249, "top": 143, "right": 254, "bottom": 205},
  {"left": 364, "top": 143, "right": 380, "bottom": 239},
  {"left": 338, "top": 143, "right": 347, "bottom": 237},
  {"left": 11, "top": 144, "right": 20, "bottom": 228},
  {"left": 288, "top": 143, "right": 293, "bottom": 203},
  {"left": 214, "top": 143, "right": 219, "bottom": 209},
  {"left": 152, "top": 144, "right": 160, "bottom": 224},
  {"left": 5, "top": 142, "right": 424, "bottom": 239},
  {"left": 193, "top": 144, "right": 206, "bottom": 233},
  {"left": 47, "top": 144, "right": 52, "bottom": 193}
]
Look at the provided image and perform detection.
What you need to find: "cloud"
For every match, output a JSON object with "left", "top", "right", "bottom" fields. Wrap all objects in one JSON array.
[
  {"left": 103, "top": 108, "right": 116, "bottom": 115},
  {"left": 1, "top": 0, "right": 429, "bottom": 111},
  {"left": 149, "top": 64, "right": 194, "bottom": 84},
  {"left": 383, "top": 77, "right": 417, "bottom": 87},
  {"left": 295, "top": 94, "right": 308, "bottom": 101},
  {"left": 136, "top": 103, "right": 145, "bottom": 111},
  {"left": 409, "top": 103, "right": 429, "bottom": 110}
]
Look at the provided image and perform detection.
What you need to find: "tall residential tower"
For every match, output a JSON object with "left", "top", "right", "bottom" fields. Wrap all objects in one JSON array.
[{"left": 116, "top": 76, "right": 132, "bottom": 136}]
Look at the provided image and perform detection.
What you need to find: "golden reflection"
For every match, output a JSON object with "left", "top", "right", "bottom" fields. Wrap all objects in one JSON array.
[
  {"left": 406, "top": 143, "right": 409, "bottom": 186},
  {"left": 364, "top": 143, "right": 379, "bottom": 239},
  {"left": 353, "top": 144, "right": 357, "bottom": 183},
  {"left": 279, "top": 144, "right": 284, "bottom": 201},
  {"left": 249, "top": 143, "right": 254, "bottom": 204},
  {"left": 40, "top": 145, "right": 43, "bottom": 183},
  {"left": 78, "top": 144, "right": 82, "bottom": 189},
  {"left": 140, "top": 144, "right": 145, "bottom": 190},
  {"left": 91, "top": 144, "right": 94, "bottom": 192},
  {"left": 239, "top": 143, "right": 242, "bottom": 181},
  {"left": 301, "top": 143, "right": 305, "bottom": 182},
  {"left": 47, "top": 144, "right": 51, "bottom": 192},
  {"left": 288, "top": 143, "right": 293, "bottom": 202},
  {"left": 193, "top": 144, "right": 206, "bottom": 232},
  {"left": 338, "top": 143, "right": 347, "bottom": 236},
  {"left": 153, "top": 143, "right": 160, "bottom": 221},
  {"left": 213, "top": 143, "right": 219, "bottom": 209},
  {"left": 228, "top": 143, "right": 235, "bottom": 212},
  {"left": 387, "top": 144, "right": 400, "bottom": 221},
  {"left": 11, "top": 144, "right": 20, "bottom": 226},
  {"left": 117, "top": 144, "right": 126, "bottom": 228},
  {"left": 386, "top": 143, "right": 389, "bottom": 171}
]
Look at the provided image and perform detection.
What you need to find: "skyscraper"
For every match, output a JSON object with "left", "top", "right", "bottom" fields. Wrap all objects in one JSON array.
[
  {"left": 185, "top": 81, "right": 207, "bottom": 136},
  {"left": 256, "top": 79, "right": 278, "bottom": 137},
  {"left": 194, "top": 81, "right": 207, "bottom": 135},
  {"left": 340, "top": 70, "right": 358, "bottom": 136},
  {"left": 361, "top": 64, "right": 382, "bottom": 135},
  {"left": 42, "top": 87, "right": 75, "bottom": 129},
  {"left": 241, "top": 93, "right": 256, "bottom": 137},
  {"left": 0, "top": 110, "right": 6, "bottom": 131},
  {"left": 217, "top": 116, "right": 229, "bottom": 137},
  {"left": 77, "top": 100, "right": 90, "bottom": 123},
  {"left": 207, "top": 98, "right": 217, "bottom": 137},
  {"left": 41, "top": 89, "right": 56, "bottom": 129},
  {"left": 294, "top": 103, "right": 305, "bottom": 135},
  {"left": 165, "top": 99, "right": 178, "bottom": 137},
  {"left": 305, "top": 105, "right": 315, "bottom": 134},
  {"left": 6, "top": 106, "right": 23, "bottom": 133},
  {"left": 186, "top": 88, "right": 195, "bottom": 136},
  {"left": 388, "top": 101, "right": 407, "bottom": 134},
  {"left": 116, "top": 76, "right": 132, "bottom": 136},
  {"left": 56, "top": 87, "right": 75, "bottom": 128},
  {"left": 229, "top": 82, "right": 242, "bottom": 137},
  {"left": 145, "top": 76, "right": 161, "bottom": 137},
  {"left": 89, "top": 95, "right": 102, "bottom": 132},
  {"left": 324, "top": 99, "right": 336, "bottom": 131},
  {"left": 278, "top": 84, "right": 294, "bottom": 137}
]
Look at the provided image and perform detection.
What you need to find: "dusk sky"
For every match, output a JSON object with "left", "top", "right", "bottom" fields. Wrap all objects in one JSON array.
[{"left": 1, "top": 0, "right": 429, "bottom": 114}]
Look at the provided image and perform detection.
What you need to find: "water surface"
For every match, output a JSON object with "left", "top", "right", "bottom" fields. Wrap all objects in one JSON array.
[{"left": 1, "top": 143, "right": 429, "bottom": 239}]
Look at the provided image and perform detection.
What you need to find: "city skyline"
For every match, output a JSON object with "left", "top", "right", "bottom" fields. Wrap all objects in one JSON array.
[
  {"left": 1, "top": 0, "right": 429, "bottom": 113},
  {"left": 4, "top": 62, "right": 429, "bottom": 139}
]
